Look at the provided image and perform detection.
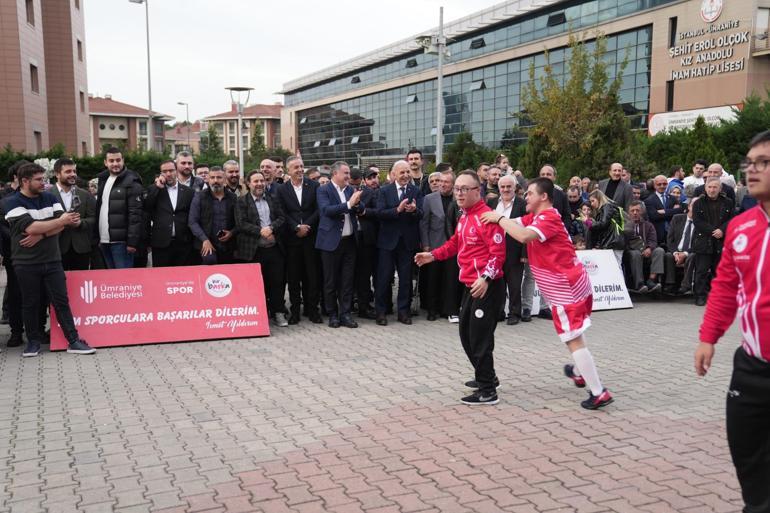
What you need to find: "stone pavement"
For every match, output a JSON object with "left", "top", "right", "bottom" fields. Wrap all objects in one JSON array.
[{"left": 0, "top": 297, "right": 744, "bottom": 513}]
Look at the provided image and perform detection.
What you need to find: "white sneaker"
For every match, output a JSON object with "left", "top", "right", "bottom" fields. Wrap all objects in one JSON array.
[
  {"left": 448, "top": 315, "right": 459, "bottom": 324},
  {"left": 274, "top": 313, "right": 289, "bottom": 327}
]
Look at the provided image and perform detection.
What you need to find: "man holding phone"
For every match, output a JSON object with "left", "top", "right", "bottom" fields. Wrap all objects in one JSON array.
[
  {"left": 189, "top": 166, "right": 237, "bottom": 265},
  {"left": 51, "top": 158, "right": 96, "bottom": 271}
]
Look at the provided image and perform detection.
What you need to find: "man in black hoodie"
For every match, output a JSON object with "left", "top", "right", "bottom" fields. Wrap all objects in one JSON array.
[{"left": 94, "top": 147, "right": 144, "bottom": 268}]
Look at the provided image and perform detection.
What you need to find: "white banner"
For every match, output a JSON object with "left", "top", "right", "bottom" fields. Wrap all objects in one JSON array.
[
  {"left": 648, "top": 105, "right": 738, "bottom": 136},
  {"left": 530, "top": 249, "right": 633, "bottom": 315}
]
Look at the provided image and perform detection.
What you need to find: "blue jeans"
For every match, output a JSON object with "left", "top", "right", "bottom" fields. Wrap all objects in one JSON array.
[{"left": 100, "top": 243, "right": 134, "bottom": 269}]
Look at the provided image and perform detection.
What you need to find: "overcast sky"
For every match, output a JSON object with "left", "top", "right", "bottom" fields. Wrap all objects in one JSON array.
[{"left": 85, "top": 0, "right": 501, "bottom": 124}]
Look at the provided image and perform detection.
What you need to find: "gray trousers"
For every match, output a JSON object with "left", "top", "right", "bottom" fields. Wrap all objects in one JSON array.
[
  {"left": 625, "top": 247, "right": 665, "bottom": 286},
  {"left": 664, "top": 252, "right": 695, "bottom": 290},
  {"left": 521, "top": 263, "right": 550, "bottom": 311}
]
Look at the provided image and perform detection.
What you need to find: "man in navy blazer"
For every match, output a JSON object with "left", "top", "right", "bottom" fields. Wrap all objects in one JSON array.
[
  {"left": 315, "top": 161, "right": 363, "bottom": 329},
  {"left": 644, "top": 174, "right": 684, "bottom": 247},
  {"left": 375, "top": 160, "right": 424, "bottom": 325}
]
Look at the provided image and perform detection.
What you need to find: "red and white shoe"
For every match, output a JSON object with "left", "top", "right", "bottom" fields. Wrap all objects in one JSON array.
[
  {"left": 581, "top": 389, "right": 614, "bottom": 410},
  {"left": 563, "top": 364, "right": 586, "bottom": 388}
]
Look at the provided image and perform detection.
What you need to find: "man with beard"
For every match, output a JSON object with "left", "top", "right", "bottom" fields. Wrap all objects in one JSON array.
[
  {"left": 407, "top": 148, "right": 432, "bottom": 196},
  {"left": 189, "top": 166, "right": 237, "bottom": 265},
  {"left": 51, "top": 158, "right": 96, "bottom": 271},
  {"left": 224, "top": 160, "right": 245, "bottom": 197},
  {"left": 174, "top": 151, "right": 204, "bottom": 192}
]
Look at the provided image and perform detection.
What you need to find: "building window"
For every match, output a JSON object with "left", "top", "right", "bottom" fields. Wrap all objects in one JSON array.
[
  {"left": 81, "top": 141, "right": 87, "bottom": 155},
  {"left": 469, "top": 80, "right": 486, "bottom": 91},
  {"left": 99, "top": 123, "right": 106, "bottom": 130},
  {"left": 406, "top": 58, "right": 417, "bottom": 68},
  {"left": 26, "top": 0, "right": 34, "bottom": 26},
  {"left": 228, "top": 121, "right": 236, "bottom": 134},
  {"left": 665, "top": 80, "right": 674, "bottom": 112},
  {"left": 351, "top": 136, "right": 360, "bottom": 144},
  {"left": 547, "top": 13, "right": 566, "bottom": 27},
  {"left": 299, "top": 117, "right": 307, "bottom": 124},
  {"left": 118, "top": 124, "right": 125, "bottom": 131},
  {"left": 470, "top": 38, "right": 486, "bottom": 50},
  {"left": 77, "top": 40, "right": 83, "bottom": 61},
  {"left": 74, "top": 0, "right": 80, "bottom": 9},
  {"left": 313, "top": 141, "right": 321, "bottom": 148},
  {"left": 668, "top": 17, "right": 678, "bottom": 48},
  {"left": 139, "top": 121, "right": 147, "bottom": 135},
  {"left": 406, "top": 94, "right": 418, "bottom": 104},
  {"left": 229, "top": 135, "right": 236, "bottom": 148},
  {"left": 79, "top": 91, "right": 85, "bottom": 112},
  {"left": 30, "top": 64, "right": 39, "bottom": 93},
  {"left": 351, "top": 76, "right": 361, "bottom": 84},
  {"left": 34, "top": 131, "right": 42, "bottom": 152},
  {"left": 328, "top": 138, "right": 336, "bottom": 146}
]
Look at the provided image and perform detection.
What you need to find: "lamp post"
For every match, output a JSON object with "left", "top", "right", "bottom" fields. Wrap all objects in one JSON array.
[
  {"left": 416, "top": 7, "right": 449, "bottom": 163},
  {"left": 177, "top": 101, "right": 190, "bottom": 151},
  {"left": 128, "top": 0, "right": 154, "bottom": 151},
  {"left": 225, "top": 86, "right": 253, "bottom": 179}
]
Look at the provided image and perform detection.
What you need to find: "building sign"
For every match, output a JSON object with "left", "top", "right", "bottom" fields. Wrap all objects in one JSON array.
[
  {"left": 527, "top": 250, "right": 632, "bottom": 315},
  {"left": 648, "top": 104, "right": 739, "bottom": 135},
  {"left": 50, "top": 264, "right": 270, "bottom": 350},
  {"left": 668, "top": 7, "right": 750, "bottom": 82}
]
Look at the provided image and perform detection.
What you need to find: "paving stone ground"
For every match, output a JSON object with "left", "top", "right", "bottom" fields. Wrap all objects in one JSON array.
[{"left": 0, "top": 293, "right": 744, "bottom": 513}]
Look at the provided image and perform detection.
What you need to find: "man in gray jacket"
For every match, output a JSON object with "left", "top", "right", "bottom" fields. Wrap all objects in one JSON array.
[{"left": 598, "top": 162, "right": 633, "bottom": 210}]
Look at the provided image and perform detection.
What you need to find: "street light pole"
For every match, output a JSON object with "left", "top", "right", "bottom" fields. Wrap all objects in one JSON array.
[
  {"left": 129, "top": 0, "right": 153, "bottom": 151},
  {"left": 177, "top": 101, "right": 190, "bottom": 151},
  {"left": 225, "top": 87, "right": 253, "bottom": 180},
  {"left": 436, "top": 7, "right": 445, "bottom": 164}
]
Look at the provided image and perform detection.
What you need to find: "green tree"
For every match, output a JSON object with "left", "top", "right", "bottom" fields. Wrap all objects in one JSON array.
[
  {"left": 444, "top": 132, "right": 497, "bottom": 172},
  {"left": 249, "top": 121, "right": 266, "bottom": 159},
  {"left": 520, "top": 31, "right": 632, "bottom": 181}
]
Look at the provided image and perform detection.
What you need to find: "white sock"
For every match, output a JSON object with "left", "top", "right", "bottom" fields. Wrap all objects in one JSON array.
[{"left": 572, "top": 348, "right": 603, "bottom": 396}]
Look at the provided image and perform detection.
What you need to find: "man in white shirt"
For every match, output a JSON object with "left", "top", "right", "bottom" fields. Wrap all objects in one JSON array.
[
  {"left": 52, "top": 158, "right": 96, "bottom": 270},
  {"left": 683, "top": 159, "right": 708, "bottom": 189}
]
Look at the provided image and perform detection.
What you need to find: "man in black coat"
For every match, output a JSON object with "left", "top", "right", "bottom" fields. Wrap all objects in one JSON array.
[
  {"left": 235, "top": 170, "right": 289, "bottom": 327},
  {"left": 188, "top": 167, "right": 237, "bottom": 265},
  {"left": 275, "top": 156, "right": 322, "bottom": 324},
  {"left": 95, "top": 147, "right": 144, "bottom": 269},
  {"left": 693, "top": 163, "right": 736, "bottom": 204},
  {"left": 692, "top": 178, "right": 734, "bottom": 306},
  {"left": 491, "top": 175, "right": 527, "bottom": 324},
  {"left": 144, "top": 160, "right": 196, "bottom": 267},
  {"left": 354, "top": 167, "right": 381, "bottom": 319}
]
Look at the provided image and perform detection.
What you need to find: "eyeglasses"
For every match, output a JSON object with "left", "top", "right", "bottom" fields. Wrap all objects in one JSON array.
[
  {"left": 741, "top": 158, "right": 770, "bottom": 172},
  {"left": 453, "top": 186, "right": 479, "bottom": 194}
]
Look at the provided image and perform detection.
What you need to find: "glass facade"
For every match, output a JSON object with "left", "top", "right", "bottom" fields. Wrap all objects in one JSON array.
[
  {"left": 295, "top": 26, "right": 651, "bottom": 166},
  {"left": 284, "top": 0, "right": 675, "bottom": 107}
]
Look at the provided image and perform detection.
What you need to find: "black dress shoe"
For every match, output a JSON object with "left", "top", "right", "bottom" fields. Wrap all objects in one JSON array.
[
  {"left": 328, "top": 315, "right": 341, "bottom": 328},
  {"left": 426, "top": 312, "right": 437, "bottom": 321},
  {"left": 288, "top": 313, "right": 300, "bottom": 325},
  {"left": 521, "top": 309, "right": 532, "bottom": 322},
  {"left": 695, "top": 296, "right": 707, "bottom": 306},
  {"left": 506, "top": 316, "right": 520, "bottom": 325},
  {"left": 308, "top": 313, "right": 323, "bottom": 324},
  {"left": 397, "top": 313, "right": 412, "bottom": 325},
  {"left": 359, "top": 309, "right": 377, "bottom": 320},
  {"left": 538, "top": 309, "right": 553, "bottom": 320},
  {"left": 376, "top": 314, "right": 388, "bottom": 326},
  {"left": 340, "top": 314, "right": 358, "bottom": 328}
]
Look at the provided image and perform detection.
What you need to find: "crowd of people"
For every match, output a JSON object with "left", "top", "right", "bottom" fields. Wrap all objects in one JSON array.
[{"left": 0, "top": 146, "right": 755, "bottom": 353}]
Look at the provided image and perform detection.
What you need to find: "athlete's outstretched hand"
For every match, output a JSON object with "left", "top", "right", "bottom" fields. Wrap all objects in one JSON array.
[
  {"left": 694, "top": 342, "right": 715, "bottom": 376},
  {"left": 414, "top": 252, "right": 434, "bottom": 266}
]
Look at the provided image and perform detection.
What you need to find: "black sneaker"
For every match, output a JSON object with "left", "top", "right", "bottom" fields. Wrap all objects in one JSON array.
[
  {"left": 6, "top": 333, "right": 24, "bottom": 348},
  {"left": 22, "top": 341, "right": 41, "bottom": 357},
  {"left": 580, "top": 389, "right": 613, "bottom": 410},
  {"left": 464, "top": 378, "right": 500, "bottom": 390},
  {"left": 563, "top": 364, "right": 586, "bottom": 388},
  {"left": 67, "top": 340, "right": 95, "bottom": 355},
  {"left": 461, "top": 391, "right": 499, "bottom": 405}
]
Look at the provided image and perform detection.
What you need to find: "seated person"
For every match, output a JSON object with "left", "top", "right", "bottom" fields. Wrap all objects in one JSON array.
[
  {"left": 663, "top": 197, "right": 698, "bottom": 295},
  {"left": 623, "top": 200, "right": 664, "bottom": 293}
]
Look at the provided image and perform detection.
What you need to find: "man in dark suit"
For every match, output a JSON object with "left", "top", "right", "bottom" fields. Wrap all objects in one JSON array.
[
  {"left": 406, "top": 149, "right": 432, "bottom": 197},
  {"left": 276, "top": 156, "right": 322, "bottom": 324},
  {"left": 493, "top": 175, "right": 527, "bottom": 324},
  {"left": 644, "top": 174, "right": 684, "bottom": 248},
  {"left": 51, "top": 158, "right": 96, "bottom": 270},
  {"left": 375, "top": 160, "right": 423, "bottom": 325},
  {"left": 235, "top": 170, "right": 289, "bottom": 327},
  {"left": 692, "top": 178, "right": 734, "bottom": 306},
  {"left": 419, "top": 164, "right": 457, "bottom": 321},
  {"left": 316, "top": 161, "right": 363, "bottom": 329},
  {"left": 354, "top": 167, "right": 380, "bottom": 319},
  {"left": 144, "top": 160, "right": 196, "bottom": 267},
  {"left": 663, "top": 199, "right": 697, "bottom": 295},
  {"left": 598, "top": 162, "right": 633, "bottom": 210}
]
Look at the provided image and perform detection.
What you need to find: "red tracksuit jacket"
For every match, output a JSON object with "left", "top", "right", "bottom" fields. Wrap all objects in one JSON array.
[
  {"left": 699, "top": 206, "right": 770, "bottom": 360},
  {"left": 431, "top": 199, "right": 506, "bottom": 287}
]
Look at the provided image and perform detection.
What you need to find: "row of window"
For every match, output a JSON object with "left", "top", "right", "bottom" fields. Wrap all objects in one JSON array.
[
  {"left": 295, "top": 26, "right": 651, "bottom": 166},
  {"left": 285, "top": 0, "right": 673, "bottom": 107}
]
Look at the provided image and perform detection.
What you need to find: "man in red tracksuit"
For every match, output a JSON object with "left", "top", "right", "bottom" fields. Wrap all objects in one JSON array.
[
  {"left": 416, "top": 171, "right": 506, "bottom": 405},
  {"left": 695, "top": 130, "right": 770, "bottom": 513}
]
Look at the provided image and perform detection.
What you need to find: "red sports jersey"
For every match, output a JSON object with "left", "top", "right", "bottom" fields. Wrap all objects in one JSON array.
[{"left": 516, "top": 208, "right": 592, "bottom": 306}]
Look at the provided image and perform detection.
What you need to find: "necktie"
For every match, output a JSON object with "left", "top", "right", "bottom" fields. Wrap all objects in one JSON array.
[
  {"left": 399, "top": 187, "right": 405, "bottom": 200},
  {"left": 681, "top": 220, "right": 692, "bottom": 252}
]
